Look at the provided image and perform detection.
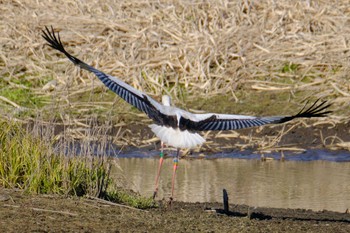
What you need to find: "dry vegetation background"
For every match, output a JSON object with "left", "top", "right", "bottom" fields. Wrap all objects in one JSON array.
[{"left": 0, "top": 0, "right": 349, "bottom": 151}]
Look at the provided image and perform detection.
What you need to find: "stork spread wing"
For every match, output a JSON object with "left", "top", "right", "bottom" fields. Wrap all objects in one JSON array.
[
  {"left": 42, "top": 26, "right": 177, "bottom": 127},
  {"left": 179, "top": 99, "right": 332, "bottom": 131},
  {"left": 43, "top": 26, "right": 331, "bottom": 133}
]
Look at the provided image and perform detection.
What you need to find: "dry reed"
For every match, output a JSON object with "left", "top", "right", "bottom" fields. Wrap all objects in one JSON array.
[{"left": 0, "top": 0, "right": 349, "bottom": 151}]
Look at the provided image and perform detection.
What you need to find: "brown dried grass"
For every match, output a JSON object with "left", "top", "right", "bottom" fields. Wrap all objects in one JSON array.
[{"left": 1, "top": 0, "right": 349, "bottom": 150}]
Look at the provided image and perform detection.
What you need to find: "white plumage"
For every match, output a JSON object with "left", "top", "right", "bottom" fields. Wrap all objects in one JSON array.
[{"left": 149, "top": 124, "right": 205, "bottom": 149}]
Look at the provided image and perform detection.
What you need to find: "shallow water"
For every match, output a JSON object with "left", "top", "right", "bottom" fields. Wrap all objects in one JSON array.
[{"left": 112, "top": 151, "right": 350, "bottom": 213}]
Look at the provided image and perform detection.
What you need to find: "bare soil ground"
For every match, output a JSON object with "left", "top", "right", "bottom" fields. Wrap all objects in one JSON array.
[{"left": 1, "top": 188, "right": 350, "bottom": 233}]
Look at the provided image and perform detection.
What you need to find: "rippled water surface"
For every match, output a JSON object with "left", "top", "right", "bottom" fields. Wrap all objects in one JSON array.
[{"left": 112, "top": 150, "right": 350, "bottom": 212}]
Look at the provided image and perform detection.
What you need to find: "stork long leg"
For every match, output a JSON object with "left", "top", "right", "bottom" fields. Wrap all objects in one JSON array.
[
  {"left": 170, "top": 148, "right": 180, "bottom": 203},
  {"left": 153, "top": 142, "right": 165, "bottom": 200}
]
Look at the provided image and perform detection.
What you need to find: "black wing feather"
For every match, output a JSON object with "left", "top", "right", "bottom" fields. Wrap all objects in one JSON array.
[
  {"left": 180, "top": 99, "right": 332, "bottom": 131},
  {"left": 42, "top": 26, "right": 178, "bottom": 128}
]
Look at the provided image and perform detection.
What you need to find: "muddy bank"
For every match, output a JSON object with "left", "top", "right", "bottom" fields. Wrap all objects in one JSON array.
[
  {"left": 1, "top": 188, "right": 349, "bottom": 233},
  {"left": 48, "top": 119, "right": 350, "bottom": 155}
]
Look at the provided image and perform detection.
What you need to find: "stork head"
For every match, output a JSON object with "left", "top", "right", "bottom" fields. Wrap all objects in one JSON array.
[{"left": 162, "top": 95, "right": 171, "bottom": 106}]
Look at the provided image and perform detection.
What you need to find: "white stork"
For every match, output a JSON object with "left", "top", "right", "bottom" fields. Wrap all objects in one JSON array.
[{"left": 42, "top": 26, "right": 331, "bottom": 202}]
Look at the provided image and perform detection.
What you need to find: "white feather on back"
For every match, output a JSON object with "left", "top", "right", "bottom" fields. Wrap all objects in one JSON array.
[{"left": 149, "top": 124, "right": 205, "bottom": 149}]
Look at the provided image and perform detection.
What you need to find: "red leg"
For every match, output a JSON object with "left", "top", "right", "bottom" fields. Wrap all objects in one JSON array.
[
  {"left": 153, "top": 142, "right": 164, "bottom": 200},
  {"left": 170, "top": 148, "right": 180, "bottom": 203}
]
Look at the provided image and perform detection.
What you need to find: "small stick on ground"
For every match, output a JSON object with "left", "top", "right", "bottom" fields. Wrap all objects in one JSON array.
[
  {"left": 32, "top": 207, "right": 78, "bottom": 216},
  {"left": 87, "top": 196, "right": 149, "bottom": 212}
]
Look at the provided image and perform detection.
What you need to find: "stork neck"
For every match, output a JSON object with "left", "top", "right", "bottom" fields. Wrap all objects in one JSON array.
[{"left": 162, "top": 95, "right": 171, "bottom": 106}]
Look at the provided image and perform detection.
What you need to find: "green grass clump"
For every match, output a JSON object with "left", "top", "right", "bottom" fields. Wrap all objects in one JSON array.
[
  {"left": 0, "top": 119, "right": 156, "bottom": 209},
  {"left": 281, "top": 63, "right": 299, "bottom": 73},
  {"left": 106, "top": 189, "right": 157, "bottom": 209},
  {"left": 0, "top": 88, "right": 43, "bottom": 108},
  {"left": 0, "top": 120, "right": 109, "bottom": 196},
  {"left": 0, "top": 78, "right": 47, "bottom": 109}
]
